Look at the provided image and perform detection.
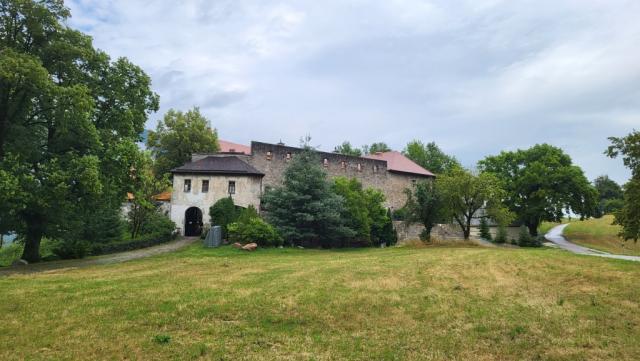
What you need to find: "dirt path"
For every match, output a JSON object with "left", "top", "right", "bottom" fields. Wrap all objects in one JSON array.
[
  {"left": 545, "top": 224, "right": 640, "bottom": 262},
  {"left": 0, "top": 237, "right": 199, "bottom": 277}
]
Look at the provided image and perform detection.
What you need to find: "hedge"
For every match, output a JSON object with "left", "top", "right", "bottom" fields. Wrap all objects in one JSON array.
[{"left": 90, "top": 231, "right": 177, "bottom": 255}]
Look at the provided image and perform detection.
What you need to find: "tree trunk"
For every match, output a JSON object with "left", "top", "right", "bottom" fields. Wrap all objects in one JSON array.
[
  {"left": 22, "top": 216, "right": 44, "bottom": 263},
  {"left": 0, "top": 234, "right": 3, "bottom": 249},
  {"left": 527, "top": 222, "right": 538, "bottom": 237}
]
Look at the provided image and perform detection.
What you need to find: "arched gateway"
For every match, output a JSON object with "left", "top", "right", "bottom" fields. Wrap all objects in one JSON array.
[{"left": 184, "top": 207, "right": 203, "bottom": 237}]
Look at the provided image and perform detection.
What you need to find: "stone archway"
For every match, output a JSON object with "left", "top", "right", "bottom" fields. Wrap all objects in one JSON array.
[{"left": 184, "top": 207, "right": 203, "bottom": 237}]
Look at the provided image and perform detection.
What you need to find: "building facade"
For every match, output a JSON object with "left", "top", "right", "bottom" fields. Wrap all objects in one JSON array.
[{"left": 170, "top": 140, "right": 434, "bottom": 236}]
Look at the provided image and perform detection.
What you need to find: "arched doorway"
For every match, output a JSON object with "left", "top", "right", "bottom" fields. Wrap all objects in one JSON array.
[{"left": 184, "top": 207, "right": 203, "bottom": 236}]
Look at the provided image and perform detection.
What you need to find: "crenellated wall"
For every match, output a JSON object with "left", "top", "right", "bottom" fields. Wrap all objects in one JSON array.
[{"left": 247, "top": 141, "right": 428, "bottom": 209}]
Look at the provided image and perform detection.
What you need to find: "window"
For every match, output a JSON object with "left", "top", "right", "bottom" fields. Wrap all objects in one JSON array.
[
  {"left": 286, "top": 152, "right": 292, "bottom": 161},
  {"left": 341, "top": 161, "right": 346, "bottom": 169},
  {"left": 266, "top": 151, "right": 272, "bottom": 161},
  {"left": 228, "top": 181, "right": 236, "bottom": 195},
  {"left": 373, "top": 165, "right": 379, "bottom": 173},
  {"left": 357, "top": 163, "right": 362, "bottom": 172},
  {"left": 411, "top": 179, "right": 417, "bottom": 187},
  {"left": 202, "top": 180, "right": 209, "bottom": 193},
  {"left": 184, "top": 179, "right": 191, "bottom": 192},
  {"left": 323, "top": 158, "right": 329, "bottom": 167}
]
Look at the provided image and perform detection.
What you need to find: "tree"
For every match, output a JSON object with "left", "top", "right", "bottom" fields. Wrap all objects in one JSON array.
[
  {"left": 593, "top": 175, "right": 624, "bottom": 216},
  {"left": 403, "top": 140, "right": 460, "bottom": 175},
  {"left": 262, "top": 147, "right": 354, "bottom": 248},
  {"left": 437, "top": 168, "right": 510, "bottom": 240},
  {"left": 146, "top": 108, "right": 219, "bottom": 178},
  {"left": 0, "top": 1, "right": 158, "bottom": 262},
  {"left": 333, "top": 141, "right": 362, "bottom": 157},
  {"left": 479, "top": 218, "right": 492, "bottom": 241},
  {"left": 362, "top": 142, "right": 391, "bottom": 154},
  {"left": 403, "top": 180, "right": 443, "bottom": 241},
  {"left": 332, "top": 177, "right": 371, "bottom": 246},
  {"left": 479, "top": 144, "right": 598, "bottom": 236},
  {"left": 606, "top": 130, "right": 640, "bottom": 241},
  {"left": 127, "top": 153, "right": 170, "bottom": 239}
]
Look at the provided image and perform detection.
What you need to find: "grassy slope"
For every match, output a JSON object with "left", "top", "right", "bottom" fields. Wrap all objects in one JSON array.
[
  {"left": 564, "top": 215, "right": 640, "bottom": 256},
  {"left": 1, "top": 245, "right": 640, "bottom": 360}
]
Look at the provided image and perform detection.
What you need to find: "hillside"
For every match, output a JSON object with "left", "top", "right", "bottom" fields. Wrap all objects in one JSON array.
[{"left": 564, "top": 215, "right": 640, "bottom": 256}]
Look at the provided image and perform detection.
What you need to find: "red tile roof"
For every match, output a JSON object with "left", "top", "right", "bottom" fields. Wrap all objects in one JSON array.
[
  {"left": 364, "top": 151, "right": 435, "bottom": 177},
  {"left": 218, "top": 139, "right": 251, "bottom": 154}
]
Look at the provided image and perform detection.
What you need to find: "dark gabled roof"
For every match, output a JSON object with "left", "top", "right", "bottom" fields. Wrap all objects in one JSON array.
[{"left": 171, "top": 156, "right": 264, "bottom": 176}]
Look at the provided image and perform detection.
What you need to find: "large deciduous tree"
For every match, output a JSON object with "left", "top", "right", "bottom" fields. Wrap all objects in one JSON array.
[
  {"left": 606, "top": 130, "right": 640, "bottom": 241},
  {"left": 362, "top": 142, "right": 391, "bottom": 154},
  {"left": 146, "top": 107, "right": 219, "bottom": 178},
  {"left": 437, "top": 168, "right": 510, "bottom": 240},
  {"left": 261, "top": 147, "right": 354, "bottom": 248},
  {"left": 479, "top": 144, "right": 598, "bottom": 236},
  {"left": 0, "top": 1, "right": 159, "bottom": 261},
  {"left": 403, "top": 140, "right": 460, "bottom": 175}
]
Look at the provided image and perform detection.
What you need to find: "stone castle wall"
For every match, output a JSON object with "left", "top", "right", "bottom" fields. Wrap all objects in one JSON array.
[{"left": 247, "top": 141, "right": 428, "bottom": 209}]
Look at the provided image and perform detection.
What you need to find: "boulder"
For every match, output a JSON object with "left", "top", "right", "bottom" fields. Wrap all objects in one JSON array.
[
  {"left": 242, "top": 243, "right": 258, "bottom": 251},
  {"left": 232, "top": 242, "right": 243, "bottom": 249}
]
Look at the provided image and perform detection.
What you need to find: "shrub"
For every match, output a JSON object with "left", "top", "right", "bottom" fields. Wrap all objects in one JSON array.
[
  {"left": 139, "top": 211, "right": 175, "bottom": 240},
  {"left": 479, "top": 218, "right": 492, "bottom": 240},
  {"left": 228, "top": 217, "right": 283, "bottom": 247},
  {"left": 517, "top": 226, "right": 542, "bottom": 247},
  {"left": 494, "top": 225, "right": 507, "bottom": 244},
  {"left": 51, "top": 239, "right": 90, "bottom": 259},
  {"left": 209, "top": 197, "right": 239, "bottom": 238}
]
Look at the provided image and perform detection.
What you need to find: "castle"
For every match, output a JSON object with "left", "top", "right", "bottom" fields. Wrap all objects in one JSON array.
[{"left": 169, "top": 140, "right": 434, "bottom": 236}]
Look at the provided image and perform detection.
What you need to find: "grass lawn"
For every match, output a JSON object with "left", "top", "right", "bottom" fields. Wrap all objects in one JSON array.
[
  {"left": 564, "top": 215, "right": 640, "bottom": 256},
  {"left": 1, "top": 244, "right": 640, "bottom": 360}
]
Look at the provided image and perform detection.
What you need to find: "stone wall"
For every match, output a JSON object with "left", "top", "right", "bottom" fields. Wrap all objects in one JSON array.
[
  {"left": 170, "top": 173, "right": 262, "bottom": 235},
  {"left": 393, "top": 221, "right": 521, "bottom": 243},
  {"left": 247, "top": 141, "right": 428, "bottom": 209}
]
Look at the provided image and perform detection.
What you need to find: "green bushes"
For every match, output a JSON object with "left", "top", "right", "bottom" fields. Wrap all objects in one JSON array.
[
  {"left": 479, "top": 218, "right": 492, "bottom": 241},
  {"left": 51, "top": 239, "right": 90, "bottom": 260},
  {"left": 494, "top": 225, "right": 507, "bottom": 244},
  {"left": 517, "top": 225, "right": 542, "bottom": 247},
  {"left": 209, "top": 197, "right": 240, "bottom": 238},
  {"left": 227, "top": 207, "right": 282, "bottom": 247}
]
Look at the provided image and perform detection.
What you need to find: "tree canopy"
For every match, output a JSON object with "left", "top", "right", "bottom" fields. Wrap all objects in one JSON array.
[
  {"left": 479, "top": 144, "right": 598, "bottom": 236},
  {"left": 363, "top": 142, "right": 391, "bottom": 154},
  {"left": 403, "top": 140, "right": 460, "bottom": 175},
  {"left": 593, "top": 175, "right": 624, "bottom": 216},
  {"left": 606, "top": 130, "right": 640, "bottom": 241},
  {"left": 146, "top": 107, "right": 219, "bottom": 178},
  {"left": 0, "top": 0, "right": 159, "bottom": 261},
  {"left": 437, "top": 168, "right": 511, "bottom": 239},
  {"left": 403, "top": 180, "right": 444, "bottom": 241},
  {"left": 333, "top": 141, "right": 363, "bottom": 157}
]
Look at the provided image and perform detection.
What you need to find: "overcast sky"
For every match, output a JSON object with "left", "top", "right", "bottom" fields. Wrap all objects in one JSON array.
[{"left": 66, "top": 0, "right": 639, "bottom": 183}]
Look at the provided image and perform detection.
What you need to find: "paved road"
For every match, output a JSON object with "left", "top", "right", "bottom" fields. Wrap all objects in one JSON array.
[
  {"left": 545, "top": 224, "right": 640, "bottom": 262},
  {"left": 0, "top": 237, "right": 199, "bottom": 276}
]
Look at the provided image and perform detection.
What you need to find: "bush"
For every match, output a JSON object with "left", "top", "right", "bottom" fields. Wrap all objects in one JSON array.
[
  {"left": 139, "top": 211, "right": 175, "bottom": 240},
  {"left": 90, "top": 231, "right": 176, "bottom": 255},
  {"left": 209, "top": 197, "right": 240, "bottom": 238},
  {"left": 494, "top": 225, "right": 507, "bottom": 244},
  {"left": 517, "top": 226, "right": 542, "bottom": 247},
  {"left": 228, "top": 217, "right": 283, "bottom": 247},
  {"left": 51, "top": 239, "right": 90, "bottom": 259},
  {"left": 479, "top": 218, "right": 492, "bottom": 240}
]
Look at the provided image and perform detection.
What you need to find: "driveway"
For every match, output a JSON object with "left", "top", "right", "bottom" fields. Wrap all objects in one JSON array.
[
  {"left": 545, "top": 224, "right": 640, "bottom": 262},
  {"left": 0, "top": 237, "right": 200, "bottom": 276}
]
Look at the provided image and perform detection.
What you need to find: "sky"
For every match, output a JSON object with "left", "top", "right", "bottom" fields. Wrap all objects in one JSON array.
[{"left": 66, "top": 0, "right": 639, "bottom": 184}]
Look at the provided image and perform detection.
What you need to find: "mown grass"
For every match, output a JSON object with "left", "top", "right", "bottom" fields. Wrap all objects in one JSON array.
[
  {"left": 1, "top": 244, "right": 640, "bottom": 360},
  {"left": 564, "top": 215, "right": 640, "bottom": 256}
]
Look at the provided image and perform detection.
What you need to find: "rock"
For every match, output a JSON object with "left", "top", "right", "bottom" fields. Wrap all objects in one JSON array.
[
  {"left": 232, "top": 242, "right": 243, "bottom": 249},
  {"left": 12, "top": 259, "right": 28, "bottom": 266},
  {"left": 242, "top": 243, "right": 258, "bottom": 251}
]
